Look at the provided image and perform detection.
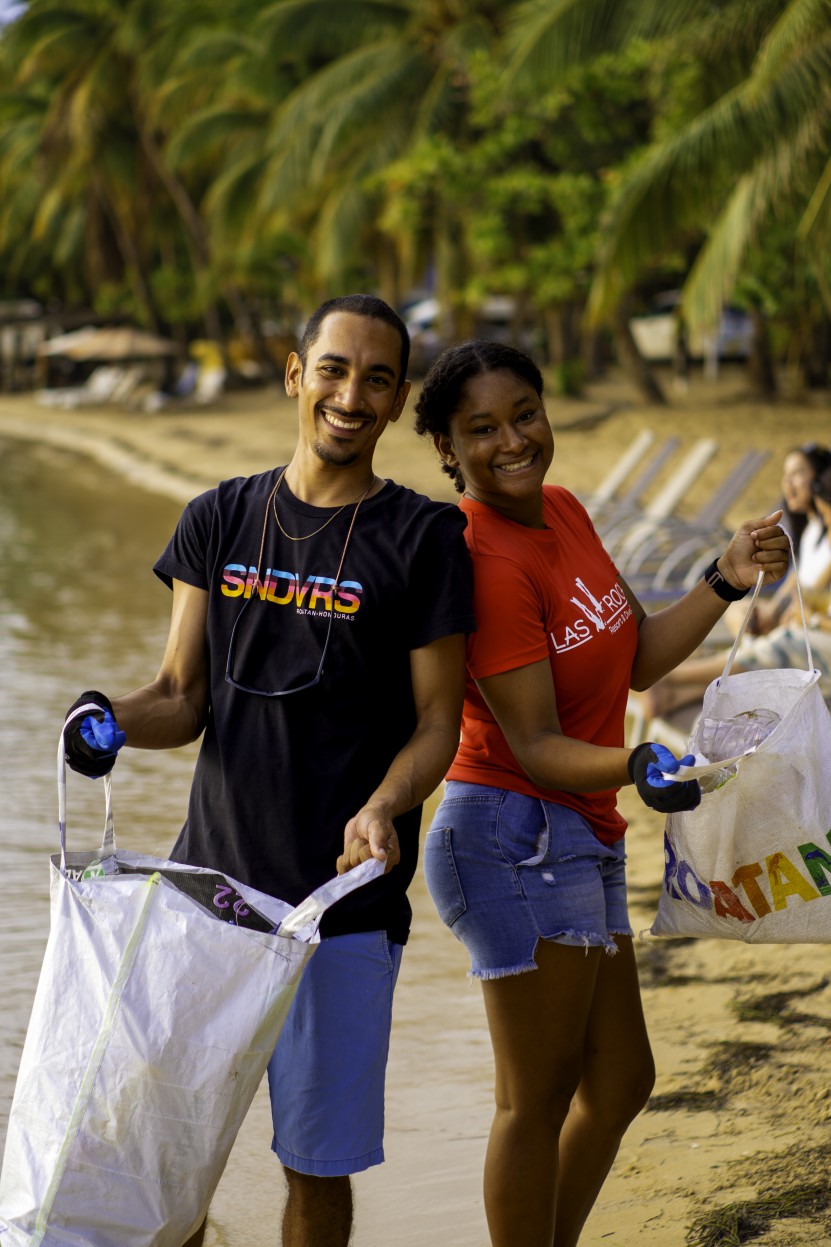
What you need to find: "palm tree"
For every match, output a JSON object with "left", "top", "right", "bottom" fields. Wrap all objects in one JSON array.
[
  {"left": 0, "top": 0, "right": 176, "bottom": 329},
  {"left": 0, "top": 0, "right": 280, "bottom": 355},
  {"left": 504, "top": 0, "right": 831, "bottom": 395},
  {"left": 172, "top": 0, "right": 514, "bottom": 320}
]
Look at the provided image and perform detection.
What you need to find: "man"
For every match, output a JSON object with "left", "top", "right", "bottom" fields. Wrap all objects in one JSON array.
[{"left": 64, "top": 294, "right": 475, "bottom": 1246}]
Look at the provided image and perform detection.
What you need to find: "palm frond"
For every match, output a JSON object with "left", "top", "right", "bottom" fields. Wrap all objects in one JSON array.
[
  {"left": 503, "top": 0, "right": 634, "bottom": 89},
  {"left": 439, "top": 12, "right": 501, "bottom": 63},
  {"left": 254, "top": 0, "right": 408, "bottom": 55},
  {"left": 681, "top": 172, "right": 768, "bottom": 330},
  {"left": 164, "top": 29, "right": 261, "bottom": 75},
  {"left": 584, "top": 95, "right": 756, "bottom": 319},
  {"left": 0, "top": 89, "right": 47, "bottom": 125},
  {"left": 755, "top": 0, "right": 831, "bottom": 80},
  {"left": 586, "top": 27, "right": 831, "bottom": 319},
  {"left": 267, "top": 36, "right": 413, "bottom": 149},
  {"left": 32, "top": 179, "right": 72, "bottom": 242},
  {"left": 747, "top": 24, "right": 831, "bottom": 112},
  {"left": 314, "top": 179, "right": 377, "bottom": 287},
  {"left": 798, "top": 151, "right": 831, "bottom": 242},
  {"left": 308, "top": 46, "right": 429, "bottom": 182},
  {"left": 52, "top": 202, "right": 86, "bottom": 268},
  {"left": 250, "top": 37, "right": 420, "bottom": 211},
  {"left": 16, "top": 17, "right": 93, "bottom": 84},
  {"left": 410, "top": 59, "right": 457, "bottom": 139},
  {"left": 66, "top": 45, "right": 121, "bottom": 150},
  {"left": 503, "top": 0, "right": 793, "bottom": 91},
  {"left": 205, "top": 154, "right": 273, "bottom": 239},
  {"left": 167, "top": 105, "right": 270, "bottom": 168}
]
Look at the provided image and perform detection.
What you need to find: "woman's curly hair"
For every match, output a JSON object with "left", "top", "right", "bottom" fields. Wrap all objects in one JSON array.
[{"left": 414, "top": 339, "right": 545, "bottom": 492}]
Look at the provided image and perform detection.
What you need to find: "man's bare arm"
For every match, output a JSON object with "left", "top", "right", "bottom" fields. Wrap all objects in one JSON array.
[{"left": 111, "top": 580, "right": 210, "bottom": 749}]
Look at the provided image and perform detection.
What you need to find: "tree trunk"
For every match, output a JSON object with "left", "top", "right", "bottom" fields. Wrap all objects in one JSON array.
[
  {"left": 140, "top": 138, "right": 227, "bottom": 350},
  {"left": 436, "top": 204, "right": 470, "bottom": 340},
  {"left": 747, "top": 305, "right": 777, "bottom": 397},
  {"left": 99, "top": 189, "right": 163, "bottom": 335},
  {"left": 376, "top": 235, "right": 400, "bottom": 310},
  {"left": 543, "top": 303, "right": 584, "bottom": 395},
  {"left": 544, "top": 304, "right": 576, "bottom": 363},
  {"left": 223, "top": 287, "right": 282, "bottom": 380},
  {"left": 610, "top": 306, "right": 667, "bottom": 405},
  {"left": 800, "top": 317, "right": 830, "bottom": 389},
  {"left": 582, "top": 327, "right": 607, "bottom": 380}
]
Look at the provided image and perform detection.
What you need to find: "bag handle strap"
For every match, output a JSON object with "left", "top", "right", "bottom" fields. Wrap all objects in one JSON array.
[
  {"left": 719, "top": 533, "right": 813, "bottom": 684},
  {"left": 276, "top": 858, "right": 386, "bottom": 938},
  {"left": 57, "top": 705, "right": 116, "bottom": 873}
]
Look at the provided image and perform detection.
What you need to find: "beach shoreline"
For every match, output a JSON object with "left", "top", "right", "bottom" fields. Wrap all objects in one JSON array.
[
  {"left": 3, "top": 367, "right": 827, "bottom": 520},
  {"left": 4, "top": 372, "right": 831, "bottom": 1245}
]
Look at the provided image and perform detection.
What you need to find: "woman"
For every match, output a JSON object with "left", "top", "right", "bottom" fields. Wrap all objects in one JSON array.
[
  {"left": 800, "top": 465, "right": 831, "bottom": 636},
  {"left": 644, "top": 443, "right": 831, "bottom": 719},
  {"left": 778, "top": 443, "right": 831, "bottom": 586},
  {"left": 750, "top": 462, "right": 831, "bottom": 684},
  {"left": 413, "top": 340, "right": 789, "bottom": 1247},
  {"left": 735, "top": 441, "right": 831, "bottom": 635}
]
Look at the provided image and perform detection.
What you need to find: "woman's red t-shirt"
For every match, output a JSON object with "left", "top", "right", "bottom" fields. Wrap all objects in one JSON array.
[{"left": 447, "top": 486, "right": 639, "bottom": 843}]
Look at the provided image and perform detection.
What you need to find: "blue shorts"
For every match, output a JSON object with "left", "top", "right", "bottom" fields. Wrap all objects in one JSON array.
[
  {"left": 267, "top": 930, "right": 403, "bottom": 1176},
  {"left": 424, "top": 781, "right": 632, "bottom": 979}
]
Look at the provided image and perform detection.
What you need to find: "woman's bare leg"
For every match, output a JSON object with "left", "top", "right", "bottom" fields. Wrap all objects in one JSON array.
[
  {"left": 480, "top": 940, "right": 603, "bottom": 1247},
  {"left": 553, "top": 935, "right": 655, "bottom": 1247}
]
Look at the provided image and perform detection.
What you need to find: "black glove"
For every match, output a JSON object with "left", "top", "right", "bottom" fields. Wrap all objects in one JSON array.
[
  {"left": 64, "top": 691, "right": 126, "bottom": 778},
  {"left": 627, "top": 742, "right": 701, "bottom": 814}
]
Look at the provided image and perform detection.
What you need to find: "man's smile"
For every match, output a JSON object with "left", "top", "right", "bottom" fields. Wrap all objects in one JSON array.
[{"left": 320, "top": 406, "right": 369, "bottom": 434}]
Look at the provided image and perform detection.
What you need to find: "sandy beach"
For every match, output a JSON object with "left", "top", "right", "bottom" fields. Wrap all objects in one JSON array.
[{"left": 3, "top": 367, "right": 831, "bottom": 1246}]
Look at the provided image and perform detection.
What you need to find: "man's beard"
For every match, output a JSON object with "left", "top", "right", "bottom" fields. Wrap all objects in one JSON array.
[{"left": 313, "top": 439, "right": 361, "bottom": 466}]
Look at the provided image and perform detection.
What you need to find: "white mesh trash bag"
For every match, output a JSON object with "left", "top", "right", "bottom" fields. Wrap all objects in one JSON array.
[
  {"left": 0, "top": 708, "right": 383, "bottom": 1245},
  {"left": 651, "top": 574, "right": 831, "bottom": 943}
]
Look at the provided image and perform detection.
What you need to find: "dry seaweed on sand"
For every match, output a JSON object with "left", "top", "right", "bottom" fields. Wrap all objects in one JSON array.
[
  {"left": 733, "top": 979, "right": 831, "bottom": 1029},
  {"left": 685, "top": 1145, "right": 831, "bottom": 1246},
  {"left": 703, "top": 1040, "right": 775, "bottom": 1087},
  {"left": 646, "top": 1087, "right": 728, "bottom": 1112}
]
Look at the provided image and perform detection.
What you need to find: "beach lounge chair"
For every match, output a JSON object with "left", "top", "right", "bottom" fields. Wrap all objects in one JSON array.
[
  {"left": 591, "top": 435, "right": 682, "bottom": 537},
  {"left": 192, "top": 364, "right": 226, "bottom": 404},
  {"left": 37, "top": 366, "right": 125, "bottom": 409},
  {"left": 646, "top": 450, "right": 772, "bottom": 592},
  {"left": 108, "top": 365, "right": 146, "bottom": 406},
  {"left": 618, "top": 448, "right": 771, "bottom": 587},
  {"left": 600, "top": 437, "right": 719, "bottom": 562},
  {"left": 583, "top": 428, "right": 655, "bottom": 520},
  {"left": 141, "top": 361, "right": 226, "bottom": 412}
]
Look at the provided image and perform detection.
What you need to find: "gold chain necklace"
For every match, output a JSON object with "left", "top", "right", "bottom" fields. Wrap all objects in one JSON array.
[{"left": 271, "top": 468, "right": 376, "bottom": 541}]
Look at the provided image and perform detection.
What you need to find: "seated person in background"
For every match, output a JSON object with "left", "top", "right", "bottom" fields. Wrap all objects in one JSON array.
[
  {"left": 741, "top": 443, "right": 831, "bottom": 636},
  {"left": 645, "top": 460, "right": 831, "bottom": 720}
]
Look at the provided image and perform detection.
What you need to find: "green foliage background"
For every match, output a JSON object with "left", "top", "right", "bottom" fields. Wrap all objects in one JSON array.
[{"left": 1, "top": 0, "right": 829, "bottom": 391}]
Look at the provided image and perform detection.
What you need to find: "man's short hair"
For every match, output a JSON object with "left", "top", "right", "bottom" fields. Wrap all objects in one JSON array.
[{"left": 298, "top": 294, "right": 410, "bottom": 384}]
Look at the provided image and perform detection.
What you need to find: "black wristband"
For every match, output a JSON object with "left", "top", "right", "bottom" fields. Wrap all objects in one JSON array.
[{"left": 702, "top": 558, "right": 749, "bottom": 602}]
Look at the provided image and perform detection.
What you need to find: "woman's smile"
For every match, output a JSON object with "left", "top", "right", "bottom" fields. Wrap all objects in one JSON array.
[{"left": 496, "top": 452, "right": 538, "bottom": 474}]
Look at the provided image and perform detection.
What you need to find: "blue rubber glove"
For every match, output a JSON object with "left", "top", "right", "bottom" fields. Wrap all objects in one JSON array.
[
  {"left": 627, "top": 742, "right": 701, "bottom": 814},
  {"left": 64, "top": 691, "right": 126, "bottom": 779}
]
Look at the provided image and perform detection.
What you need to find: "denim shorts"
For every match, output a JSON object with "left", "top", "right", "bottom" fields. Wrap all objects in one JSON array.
[
  {"left": 267, "top": 930, "right": 403, "bottom": 1176},
  {"left": 424, "top": 781, "right": 632, "bottom": 979}
]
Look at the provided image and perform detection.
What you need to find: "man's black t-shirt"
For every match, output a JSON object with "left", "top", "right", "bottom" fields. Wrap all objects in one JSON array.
[{"left": 154, "top": 469, "right": 475, "bottom": 942}]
